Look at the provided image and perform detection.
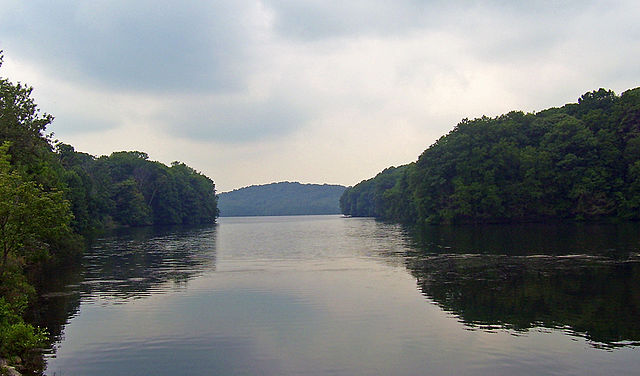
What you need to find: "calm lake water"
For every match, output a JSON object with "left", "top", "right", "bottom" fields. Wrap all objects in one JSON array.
[{"left": 39, "top": 215, "right": 640, "bottom": 375}]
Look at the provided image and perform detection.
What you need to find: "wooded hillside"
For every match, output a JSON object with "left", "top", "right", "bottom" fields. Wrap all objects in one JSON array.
[
  {"left": 218, "top": 182, "right": 345, "bottom": 216},
  {"left": 341, "top": 88, "right": 640, "bottom": 224}
]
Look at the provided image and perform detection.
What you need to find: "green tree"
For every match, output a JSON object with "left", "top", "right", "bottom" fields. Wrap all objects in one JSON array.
[
  {"left": 0, "top": 142, "right": 74, "bottom": 279},
  {"left": 0, "top": 297, "right": 48, "bottom": 361},
  {"left": 0, "top": 53, "right": 61, "bottom": 190},
  {"left": 112, "top": 178, "right": 152, "bottom": 226},
  {"left": 341, "top": 87, "right": 640, "bottom": 224}
]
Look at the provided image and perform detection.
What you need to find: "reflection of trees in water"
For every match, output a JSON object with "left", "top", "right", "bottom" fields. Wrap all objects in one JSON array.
[
  {"left": 81, "top": 225, "right": 217, "bottom": 301},
  {"left": 409, "top": 222, "right": 640, "bottom": 258},
  {"left": 29, "top": 224, "right": 217, "bottom": 360},
  {"left": 27, "top": 259, "right": 84, "bottom": 366},
  {"left": 405, "top": 223, "right": 640, "bottom": 348}
]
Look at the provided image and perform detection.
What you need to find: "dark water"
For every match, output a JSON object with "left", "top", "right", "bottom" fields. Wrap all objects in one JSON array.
[{"left": 39, "top": 216, "right": 640, "bottom": 375}]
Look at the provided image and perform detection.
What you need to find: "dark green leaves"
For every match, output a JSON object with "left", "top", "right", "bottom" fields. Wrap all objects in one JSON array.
[{"left": 342, "top": 87, "right": 640, "bottom": 224}]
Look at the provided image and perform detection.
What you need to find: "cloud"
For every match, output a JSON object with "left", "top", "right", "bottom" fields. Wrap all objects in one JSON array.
[
  {"left": 1, "top": 0, "right": 639, "bottom": 191},
  {"left": 263, "top": 0, "right": 436, "bottom": 40},
  {"left": 262, "top": 0, "right": 604, "bottom": 43},
  {"left": 158, "top": 94, "right": 309, "bottom": 143},
  {"left": 0, "top": 0, "right": 263, "bottom": 93}
]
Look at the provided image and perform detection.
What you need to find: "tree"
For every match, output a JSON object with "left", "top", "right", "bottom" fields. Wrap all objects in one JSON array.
[
  {"left": 0, "top": 53, "right": 58, "bottom": 188},
  {"left": 341, "top": 87, "right": 640, "bottom": 224},
  {"left": 0, "top": 142, "right": 73, "bottom": 278},
  {"left": 111, "top": 178, "right": 152, "bottom": 226}
]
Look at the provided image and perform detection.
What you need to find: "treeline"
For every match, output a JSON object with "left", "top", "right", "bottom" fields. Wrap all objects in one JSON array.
[
  {"left": 58, "top": 146, "right": 218, "bottom": 232},
  {"left": 0, "top": 53, "right": 217, "bottom": 372},
  {"left": 218, "top": 182, "right": 346, "bottom": 216},
  {"left": 341, "top": 87, "right": 640, "bottom": 224}
]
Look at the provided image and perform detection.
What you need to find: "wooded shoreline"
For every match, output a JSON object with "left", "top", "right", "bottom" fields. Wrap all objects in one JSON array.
[
  {"left": 0, "top": 53, "right": 219, "bottom": 375},
  {"left": 341, "top": 88, "right": 640, "bottom": 225}
]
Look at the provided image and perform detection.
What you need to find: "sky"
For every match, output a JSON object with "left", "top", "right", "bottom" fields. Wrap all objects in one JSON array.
[{"left": 1, "top": 1, "right": 639, "bottom": 192}]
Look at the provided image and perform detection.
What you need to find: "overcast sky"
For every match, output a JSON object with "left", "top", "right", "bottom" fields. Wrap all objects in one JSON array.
[{"left": 1, "top": 1, "right": 639, "bottom": 191}]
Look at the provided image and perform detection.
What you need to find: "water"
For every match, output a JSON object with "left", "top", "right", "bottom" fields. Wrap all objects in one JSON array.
[{"left": 39, "top": 216, "right": 640, "bottom": 375}]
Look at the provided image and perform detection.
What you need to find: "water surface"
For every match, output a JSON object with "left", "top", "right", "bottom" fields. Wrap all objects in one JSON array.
[{"left": 41, "top": 216, "right": 640, "bottom": 375}]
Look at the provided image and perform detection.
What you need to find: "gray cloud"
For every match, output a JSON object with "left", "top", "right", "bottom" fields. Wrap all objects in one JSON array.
[
  {"left": 160, "top": 95, "right": 309, "bottom": 143},
  {"left": 0, "top": 1, "right": 256, "bottom": 93},
  {"left": 1, "top": 0, "right": 639, "bottom": 190},
  {"left": 262, "top": 1, "right": 600, "bottom": 41},
  {"left": 263, "top": 0, "right": 435, "bottom": 40},
  {"left": 50, "top": 112, "right": 116, "bottom": 137}
]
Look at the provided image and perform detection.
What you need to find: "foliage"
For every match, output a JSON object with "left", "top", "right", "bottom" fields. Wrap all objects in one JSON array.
[
  {"left": 339, "top": 165, "right": 415, "bottom": 221},
  {"left": 0, "top": 57, "right": 62, "bottom": 193},
  {"left": 341, "top": 87, "right": 640, "bottom": 224},
  {"left": 56, "top": 146, "right": 219, "bottom": 229},
  {"left": 218, "top": 182, "right": 346, "bottom": 216},
  {"left": 0, "top": 143, "right": 74, "bottom": 277},
  {"left": 0, "top": 297, "right": 48, "bottom": 361}
]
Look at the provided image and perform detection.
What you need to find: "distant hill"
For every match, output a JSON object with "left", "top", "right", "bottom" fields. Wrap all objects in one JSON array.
[{"left": 218, "top": 182, "right": 347, "bottom": 217}]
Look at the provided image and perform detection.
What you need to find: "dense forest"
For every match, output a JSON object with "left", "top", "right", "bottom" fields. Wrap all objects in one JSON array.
[
  {"left": 341, "top": 87, "right": 640, "bottom": 224},
  {"left": 57, "top": 146, "right": 218, "bottom": 232},
  {"left": 0, "top": 53, "right": 218, "bottom": 373},
  {"left": 218, "top": 182, "right": 346, "bottom": 216}
]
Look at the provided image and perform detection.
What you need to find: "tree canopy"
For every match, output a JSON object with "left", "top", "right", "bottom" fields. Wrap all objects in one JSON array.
[
  {"left": 0, "top": 143, "right": 73, "bottom": 279},
  {"left": 341, "top": 87, "right": 640, "bottom": 224},
  {"left": 57, "top": 146, "right": 219, "bottom": 232}
]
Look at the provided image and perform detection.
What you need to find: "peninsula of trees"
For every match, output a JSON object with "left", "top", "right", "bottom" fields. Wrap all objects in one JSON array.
[
  {"left": 341, "top": 87, "right": 640, "bottom": 224},
  {"left": 57, "top": 147, "right": 218, "bottom": 231},
  {"left": 218, "top": 182, "right": 346, "bottom": 216}
]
